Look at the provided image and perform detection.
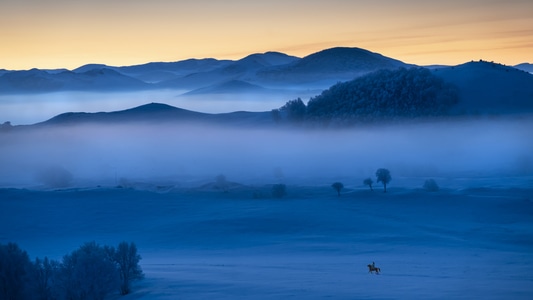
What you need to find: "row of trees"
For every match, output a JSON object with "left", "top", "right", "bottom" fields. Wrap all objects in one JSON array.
[
  {"left": 332, "top": 169, "right": 441, "bottom": 196},
  {"left": 273, "top": 68, "right": 459, "bottom": 126},
  {"left": 0, "top": 241, "right": 143, "bottom": 300},
  {"left": 332, "top": 168, "right": 391, "bottom": 196}
]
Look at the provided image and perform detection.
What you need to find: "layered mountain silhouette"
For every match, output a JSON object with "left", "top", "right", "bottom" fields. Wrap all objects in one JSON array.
[
  {"left": 0, "top": 68, "right": 149, "bottom": 92},
  {"left": 255, "top": 47, "right": 410, "bottom": 87},
  {"left": 0, "top": 47, "right": 409, "bottom": 93},
  {"left": 514, "top": 63, "right": 533, "bottom": 74},
  {"left": 1, "top": 46, "right": 532, "bottom": 126}
]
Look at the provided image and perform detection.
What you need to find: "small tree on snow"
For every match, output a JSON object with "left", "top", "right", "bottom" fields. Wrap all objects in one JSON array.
[
  {"left": 423, "top": 179, "right": 439, "bottom": 192},
  {"left": 331, "top": 182, "right": 344, "bottom": 197},
  {"left": 376, "top": 168, "right": 391, "bottom": 193},
  {"left": 215, "top": 174, "right": 229, "bottom": 192},
  {"left": 272, "top": 184, "right": 287, "bottom": 198},
  {"left": 363, "top": 178, "right": 374, "bottom": 191}
]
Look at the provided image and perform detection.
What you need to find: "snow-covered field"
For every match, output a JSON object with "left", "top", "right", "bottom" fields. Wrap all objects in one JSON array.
[
  {"left": 1, "top": 117, "right": 533, "bottom": 299},
  {"left": 1, "top": 183, "right": 532, "bottom": 299}
]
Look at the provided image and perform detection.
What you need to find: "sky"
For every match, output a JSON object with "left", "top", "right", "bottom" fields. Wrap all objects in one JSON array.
[{"left": 0, "top": 0, "right": 532, "bottom": 70}]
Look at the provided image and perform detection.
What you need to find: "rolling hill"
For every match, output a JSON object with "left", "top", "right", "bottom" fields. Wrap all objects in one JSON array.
[
  {"left": 255, "top": 47, "right": 411, "bottom": 87},
  {"left": 514, "top": 63, "right": 533, "bottom": 73},
  {"left": 157, "top": 51, "right": 300, "bottom": 90},
  {"left": 35, "top": 102, "right": 273, "bottom": 127},
  {"left": 0, "top": 68, "right": 149, "bottom": 93},
  {"left": 432, "top": 61, "right": 533, "bottom": 114}
]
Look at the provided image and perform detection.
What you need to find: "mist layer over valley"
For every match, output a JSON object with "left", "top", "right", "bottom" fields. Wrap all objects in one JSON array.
[
  {"left": 1, "top": 118, "right": 531, "bottom": 189},
  {"left": 2, "top": 119, "right": 532, "bottom": 299}
]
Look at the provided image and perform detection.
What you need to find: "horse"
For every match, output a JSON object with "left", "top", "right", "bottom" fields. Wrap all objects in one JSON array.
[{"left": 367, "top": 263, "right": 381, "bottom": 274}]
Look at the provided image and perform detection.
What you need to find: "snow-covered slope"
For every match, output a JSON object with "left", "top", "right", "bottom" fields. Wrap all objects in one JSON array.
[{"left": 1, "top": 185, "right": 532, "bottom": 299}]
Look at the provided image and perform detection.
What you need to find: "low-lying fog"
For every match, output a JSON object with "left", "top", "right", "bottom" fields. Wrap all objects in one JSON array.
[
  {"left": 0, "top": 90, "right": 313, "bottom": 125},
  {"left": 1, "top": 119, "right": 531, "bottom": 188}
]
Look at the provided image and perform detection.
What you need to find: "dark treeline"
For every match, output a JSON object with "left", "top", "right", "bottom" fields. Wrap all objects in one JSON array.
[
  {"left": 0, "top": 241, "right": 143, "bottom": 300},
  {"left": 273, "top": 67, "right": 459, "bottom": 126}
]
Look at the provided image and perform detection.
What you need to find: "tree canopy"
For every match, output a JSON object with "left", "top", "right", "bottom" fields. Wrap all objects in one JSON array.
[{"left": 274, "top": 68, "right": 459, "bottom": 126}]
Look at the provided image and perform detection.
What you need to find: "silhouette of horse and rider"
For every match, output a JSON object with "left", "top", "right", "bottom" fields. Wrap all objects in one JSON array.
[{"left": 367, "top": 261, "right": 381, "bottom": 274}]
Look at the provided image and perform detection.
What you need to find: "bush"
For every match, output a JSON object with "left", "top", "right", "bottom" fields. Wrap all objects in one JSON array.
[
  {"left": 214, "top": 174, "right": 229, "bottom": 192},
  {"left": 36, "top": 166, "right": 73, "bottom": 188},
  {"left": 423, "top": 179, "right": 439, "bottom": 192},
  {"left": 272, "top": 184, "right": 287, "bottom": 198}
]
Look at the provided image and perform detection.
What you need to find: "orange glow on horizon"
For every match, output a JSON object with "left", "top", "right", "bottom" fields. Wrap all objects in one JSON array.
[{"left": 1, "top": 0, "right": 531, "bottom": 70}]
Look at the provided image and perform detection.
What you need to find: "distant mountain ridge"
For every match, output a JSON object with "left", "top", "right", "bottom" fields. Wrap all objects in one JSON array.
[
  {"left": 514, "top": 63, "right": 533, "bottom": 74},
  {"left": 1, "top": 47, "right": 532, "bottom": 124},
  {"left": 0, "top": 47, "right": 410, "bottom": 93},
  {"left": 0, "top": 68, "right": 149, "bottom": 93}
]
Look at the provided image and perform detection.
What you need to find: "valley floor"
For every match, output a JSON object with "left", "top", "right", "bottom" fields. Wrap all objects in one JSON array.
[{"left": 1, "top": 183, "right": 532, "bottom": 299}]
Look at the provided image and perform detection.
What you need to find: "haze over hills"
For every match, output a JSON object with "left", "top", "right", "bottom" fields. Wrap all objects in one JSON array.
[
  {"left": 0, "top": 46, "right": 532, "bottom": 127},
  {"left": 182, "top": 80, "right": 273, "bottom": 96},
  {"left": 30, "top": 102, "right": 273, "bottom": 128}
]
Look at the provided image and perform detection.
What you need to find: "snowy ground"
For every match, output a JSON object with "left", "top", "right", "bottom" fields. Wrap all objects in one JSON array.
[{"left": 1, "top": 183, "right": 532, "bottom": 299}]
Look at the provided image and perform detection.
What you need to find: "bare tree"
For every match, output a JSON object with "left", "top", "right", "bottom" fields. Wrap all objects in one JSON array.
[
  {"left": 33, "top": 257, "right": 59, "bottom": 300},
  {"left": 109, "top": 242, "right": 143, "bottom": 295},
  {"left": 57, "top": 242, "right": 119, "bottom": 300},
  {"left": 375, "top": 168, "right": 391, "bottom": 193},
  {"left": 331, "top": 182, "right": 344, "bottom": 197}
]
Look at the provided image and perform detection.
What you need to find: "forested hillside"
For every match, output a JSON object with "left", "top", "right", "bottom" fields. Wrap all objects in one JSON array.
[{"left": 302, "top": 68, "right": 459, "bottom": 125}]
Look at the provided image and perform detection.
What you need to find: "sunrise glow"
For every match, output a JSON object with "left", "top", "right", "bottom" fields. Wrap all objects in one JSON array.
[{"left": 1, "top": 0, "right": 531, "bottom": 70}]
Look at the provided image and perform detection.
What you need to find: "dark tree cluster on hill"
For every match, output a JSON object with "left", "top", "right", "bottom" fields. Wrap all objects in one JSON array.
[
  {"left": 0, "top": 241, "right": 143, "bottom": 300},
  {"left": 275, "top": 68, "right": 459, "bottom": 126},
  {"left": 307, "top": 67, "right": 459, "bottom": 124},
  {"left": 271, "top": 97, "right": 307, "bottom": 124}
]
